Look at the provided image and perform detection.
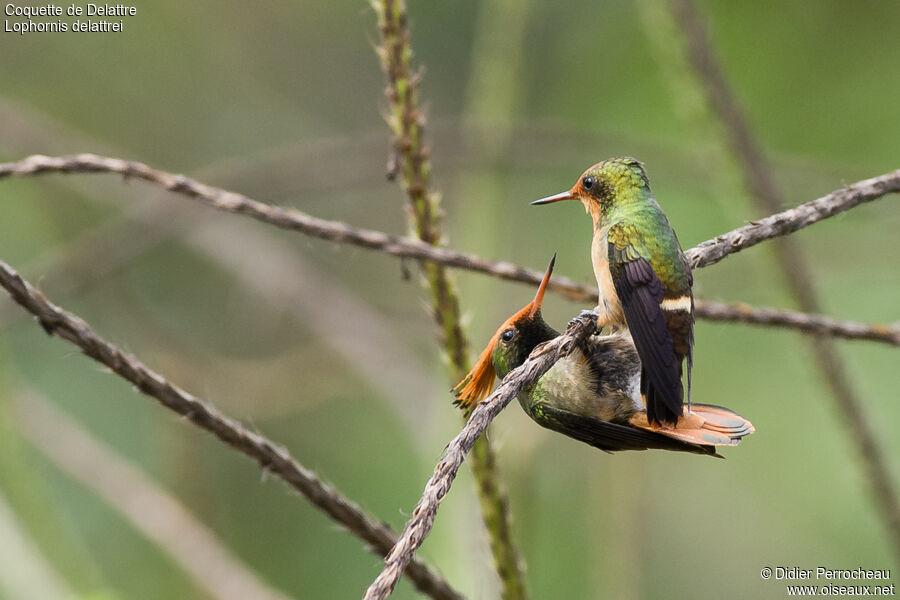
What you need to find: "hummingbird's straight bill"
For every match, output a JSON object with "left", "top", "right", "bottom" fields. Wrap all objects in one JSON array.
[
  {"left": 530, "top": 190, "right": 576, "bottom": 205},
  {"left": 532, "top": 158, "right": 694, "bottom": 427}
]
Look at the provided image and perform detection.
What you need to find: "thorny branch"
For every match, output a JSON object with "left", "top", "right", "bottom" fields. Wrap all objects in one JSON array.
[
  {"left": 362, "top": 314, "right": 599, "bottom": 600},
  {"left": 0, "top": 260, "right": 464, "bottom": 600},
  {"left": 372, "top": 0, "right": 466, "bottom": 369},
  {"left": 0, "top": 154, "right": 898, "bottom": 343},
  {"left": 668, "top": 0, "right": 900, "bottom": 561}
]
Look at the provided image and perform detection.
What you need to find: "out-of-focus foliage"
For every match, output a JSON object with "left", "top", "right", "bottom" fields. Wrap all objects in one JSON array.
[{"left": 1, "top": 1, "right": 898, "bottom": 598}]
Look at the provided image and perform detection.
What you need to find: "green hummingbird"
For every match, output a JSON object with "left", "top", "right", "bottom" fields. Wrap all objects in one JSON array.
[
  {"left": 453, "top": 256, "right": 753, "bottom": 456},
  {"left": 531, "top": 158, "right": 693, "bottom": 427}
]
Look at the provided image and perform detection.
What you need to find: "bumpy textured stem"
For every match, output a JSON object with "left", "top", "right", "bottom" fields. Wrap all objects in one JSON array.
[
  {"left": 466, "top": 437, "right": 528, "bottom": 600},
  {"left": 695, "top": 300, "right": 900, "bottom": 345},
  {"left": 669, "top": 0, "right": 900, "bottom": 561},
  {"left": 363, "top": 315, "right": 598, "bottom": 600},
  {"left": 371, "top": 0, "right": 529, "bottom": 598},
  {"left": 1, "top": 154, "right": 898, "bottom": 344},
  {"left": 683, "top": 169, "right": 900, "bottom": 269},
  {"left": 0, "top": 260, "right": 464, "bottom": 600},
  {"left": 371, "top": 0, "right": 467, "bottom": 368}
]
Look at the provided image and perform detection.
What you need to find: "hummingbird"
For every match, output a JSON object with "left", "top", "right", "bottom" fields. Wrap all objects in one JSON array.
[
  {"left": 531, "top": 158, "right": 693, "bottom": 427},
  {"left": 453, "top": 256, "right": 753, "bottom": 456}
]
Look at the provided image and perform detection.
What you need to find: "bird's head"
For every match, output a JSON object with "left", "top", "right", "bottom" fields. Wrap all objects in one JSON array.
[
  {"left": 531, "top": 157, "right": 650, "bottom": 223},
  {"left": 453, "top": 255, "right": 558, "bottom": 410}
]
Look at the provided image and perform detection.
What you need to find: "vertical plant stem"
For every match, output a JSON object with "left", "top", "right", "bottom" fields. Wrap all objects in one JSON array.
[
  {"left": 467, "top": 435, "right": 528, "bottom": 600},
  {"left": 666, "top": 0, "right": 900, "bottom": 561},
  {"left": 371, "top": 0, "right": 529, "bottom": 597},
  {"left": 454, "top": 3, "right": 535, "bottom": 598}
]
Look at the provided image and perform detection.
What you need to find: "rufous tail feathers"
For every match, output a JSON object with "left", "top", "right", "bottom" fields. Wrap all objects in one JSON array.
[{"left": 629, "top": 403, "right": 754, "bottom": 447}]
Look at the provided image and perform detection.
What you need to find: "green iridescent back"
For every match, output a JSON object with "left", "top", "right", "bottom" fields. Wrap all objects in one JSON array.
[{"left": 592, "top": 158, "right": 692, "bottom": 296}]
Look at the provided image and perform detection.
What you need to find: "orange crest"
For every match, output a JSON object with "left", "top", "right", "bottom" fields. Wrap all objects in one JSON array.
[
  {"left": 452, "top": 326, "right": 503, "bottom": 409},
  {"left": 452, "top": 254, "right": 555, "bottom": 410}
]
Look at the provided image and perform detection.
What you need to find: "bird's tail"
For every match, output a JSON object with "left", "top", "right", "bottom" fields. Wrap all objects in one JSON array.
[{"left": 629, "top": 403, "right": 754, "bottom": 447}]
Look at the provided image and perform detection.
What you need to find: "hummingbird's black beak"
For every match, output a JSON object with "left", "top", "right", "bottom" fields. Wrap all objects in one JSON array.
[
  {"left": 528, "top": 253, "right": 555, "bottom": 317},
  {"left": 530, "top": 190, "right": 576, "bottom": 205}
]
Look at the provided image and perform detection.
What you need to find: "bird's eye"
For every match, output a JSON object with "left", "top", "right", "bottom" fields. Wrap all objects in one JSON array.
[
  {"left": 500, "top": 328, "right": 516, "bottom": 343},
  {"left": 582, "top": 176, "right": 595, "bottom": 190}
]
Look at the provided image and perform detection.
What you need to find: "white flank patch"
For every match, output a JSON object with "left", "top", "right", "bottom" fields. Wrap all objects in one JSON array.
[
  {"left": 660, "top": 295, "right": 692, "bottom": 312},
  {"left": 627, "top": 372, "right": 643, "bottom": 412}
]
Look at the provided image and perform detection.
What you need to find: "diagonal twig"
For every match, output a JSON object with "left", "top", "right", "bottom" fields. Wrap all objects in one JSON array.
[
  {"left": 370, "top": 0, "right": 529, "bottom": 596},
  {"left": 0, "top": 259, "right": 464, "bottom": 600},
  {"left": 0, "top": 154, "right": 895, "bottom": 292},
  {"left": 1, "top": 186, "right": 896, "bottom": 352},
  {"left": 0, "top": 154, "right": 588, "bottom": 296},
  {"left": 362, "top": 314, "right": 598, "bottom": 600},
  {"left": 0, "top": 154, "right": 898, "bottom": 344},
  {"left": 668, "top": 0, "right": 900, "bottom": 560},
  {"left": 682, "top": 171, "right": 900, "bottom": 269},
  {"left": 695, "top": 301, "right": 900, "bottom": 345}
]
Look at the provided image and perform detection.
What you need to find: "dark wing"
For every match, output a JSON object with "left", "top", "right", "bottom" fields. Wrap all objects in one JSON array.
[
  {"left": 529, "top": 403, "right": 716, "bottom": 456},
  {"left": 608, "top": 227, "right": 683, "bottom": 425}
]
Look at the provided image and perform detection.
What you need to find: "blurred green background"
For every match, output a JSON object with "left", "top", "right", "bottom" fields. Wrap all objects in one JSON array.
[{"left": 1, "top": 1, "right": 899, "bottom": 598}]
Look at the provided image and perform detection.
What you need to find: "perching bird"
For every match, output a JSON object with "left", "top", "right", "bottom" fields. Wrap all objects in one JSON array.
[
  {"left": 532, "top": 158, "right": 693, "bottom": 426},
  {"left": 453, "top": 256, "right": 753, "bottom": 456}
]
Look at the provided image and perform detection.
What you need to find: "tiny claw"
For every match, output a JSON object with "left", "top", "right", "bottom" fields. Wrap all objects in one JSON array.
[{"left": 567, "top": 309, "right": 599, "bottom": 334}]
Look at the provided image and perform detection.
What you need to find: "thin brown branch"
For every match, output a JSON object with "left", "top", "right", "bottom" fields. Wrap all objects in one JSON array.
[
  {"left": 371, "top": 0, "right": 529, "bottom": 597},
  {"left": 0, "top": 158, "right": 446, "bottom": 441},
  {"left": 362, "top": 314, "right": 598, "bottom": 600},
  {"left": 0, "top": 153, "right": 587, "bottom": 298},
  {"left": 1, "top": 154, "right": 898, "bottom": 343},
  {"left": 695, "top": 301, "right": 900, "bottom": 345},
  {"left": 669, "top": 0, "right": 900, "bottom": 561},
  {"left": 0, "top": 259, "right": 464, "bottom": 600},
  {"left": 16, "top": 391, "right": 294, "bottom": 600},
  {"left": 683, "top": 169, "right": 900, "bottom": 269},
  {"left": 0, "top": 205, "right": 445, "bottom": 443},
  {"left": 2, "top": 202, "right": 896, "bottom": 356},
  {"left": 0, "top": 154, "right": 894, "bottom": 289}
]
